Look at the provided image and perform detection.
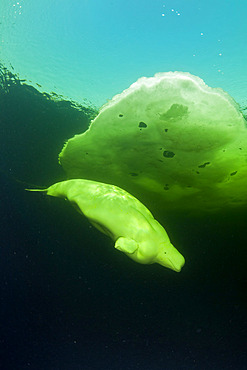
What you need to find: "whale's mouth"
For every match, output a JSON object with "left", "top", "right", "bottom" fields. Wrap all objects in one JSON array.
[
  {"left": 157, "top": 252, "right": 185, "bottom": 272},
  {"left": 170, "top": 262, "right": 182, "bottom": 272},
  {"left": 171, "top": 255, "right": 186, "bottom": 272},
  {"left": 166, "top": 258, "right": 182, "bottom": 272}
]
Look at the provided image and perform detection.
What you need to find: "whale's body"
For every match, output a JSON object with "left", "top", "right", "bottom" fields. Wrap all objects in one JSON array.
[{"left": 37, "top": 179, "right": 184, "bottom": 272}]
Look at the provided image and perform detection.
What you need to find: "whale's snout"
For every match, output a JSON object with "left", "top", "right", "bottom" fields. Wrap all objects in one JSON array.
[
  {"left": 169, "top": 255, "right": 185, "bottom": 272},
  {"left": 156, "top": 244, "right": 185, "bottom": 272}
]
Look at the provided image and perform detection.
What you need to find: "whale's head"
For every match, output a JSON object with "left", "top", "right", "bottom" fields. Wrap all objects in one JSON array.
[
  {"left": 147, "top": 219, "right": 185, "bottom": 272},
  {"left": 155, "top": 242, "right": 185, "bottom": 272},
  {"left": 131, "top": 232, "right": 185, "bottom": 272},
  {"left": 125, "top": 218, "right": 185, "bottom": 272}
]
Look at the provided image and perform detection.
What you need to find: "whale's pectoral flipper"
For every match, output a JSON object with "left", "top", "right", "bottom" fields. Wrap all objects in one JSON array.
[{"left": 115, "top": 237, "right": 138, "bottom": 254}]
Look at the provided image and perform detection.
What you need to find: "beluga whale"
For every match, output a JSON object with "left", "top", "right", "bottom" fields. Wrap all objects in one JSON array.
[{"left": 28, "top": 179, "right": 185, "bottom": 272}]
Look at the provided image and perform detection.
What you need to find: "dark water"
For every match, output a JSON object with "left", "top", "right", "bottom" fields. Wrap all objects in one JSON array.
[{"left": 0, "top": 68, "right": 246, "bottom": 370}]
